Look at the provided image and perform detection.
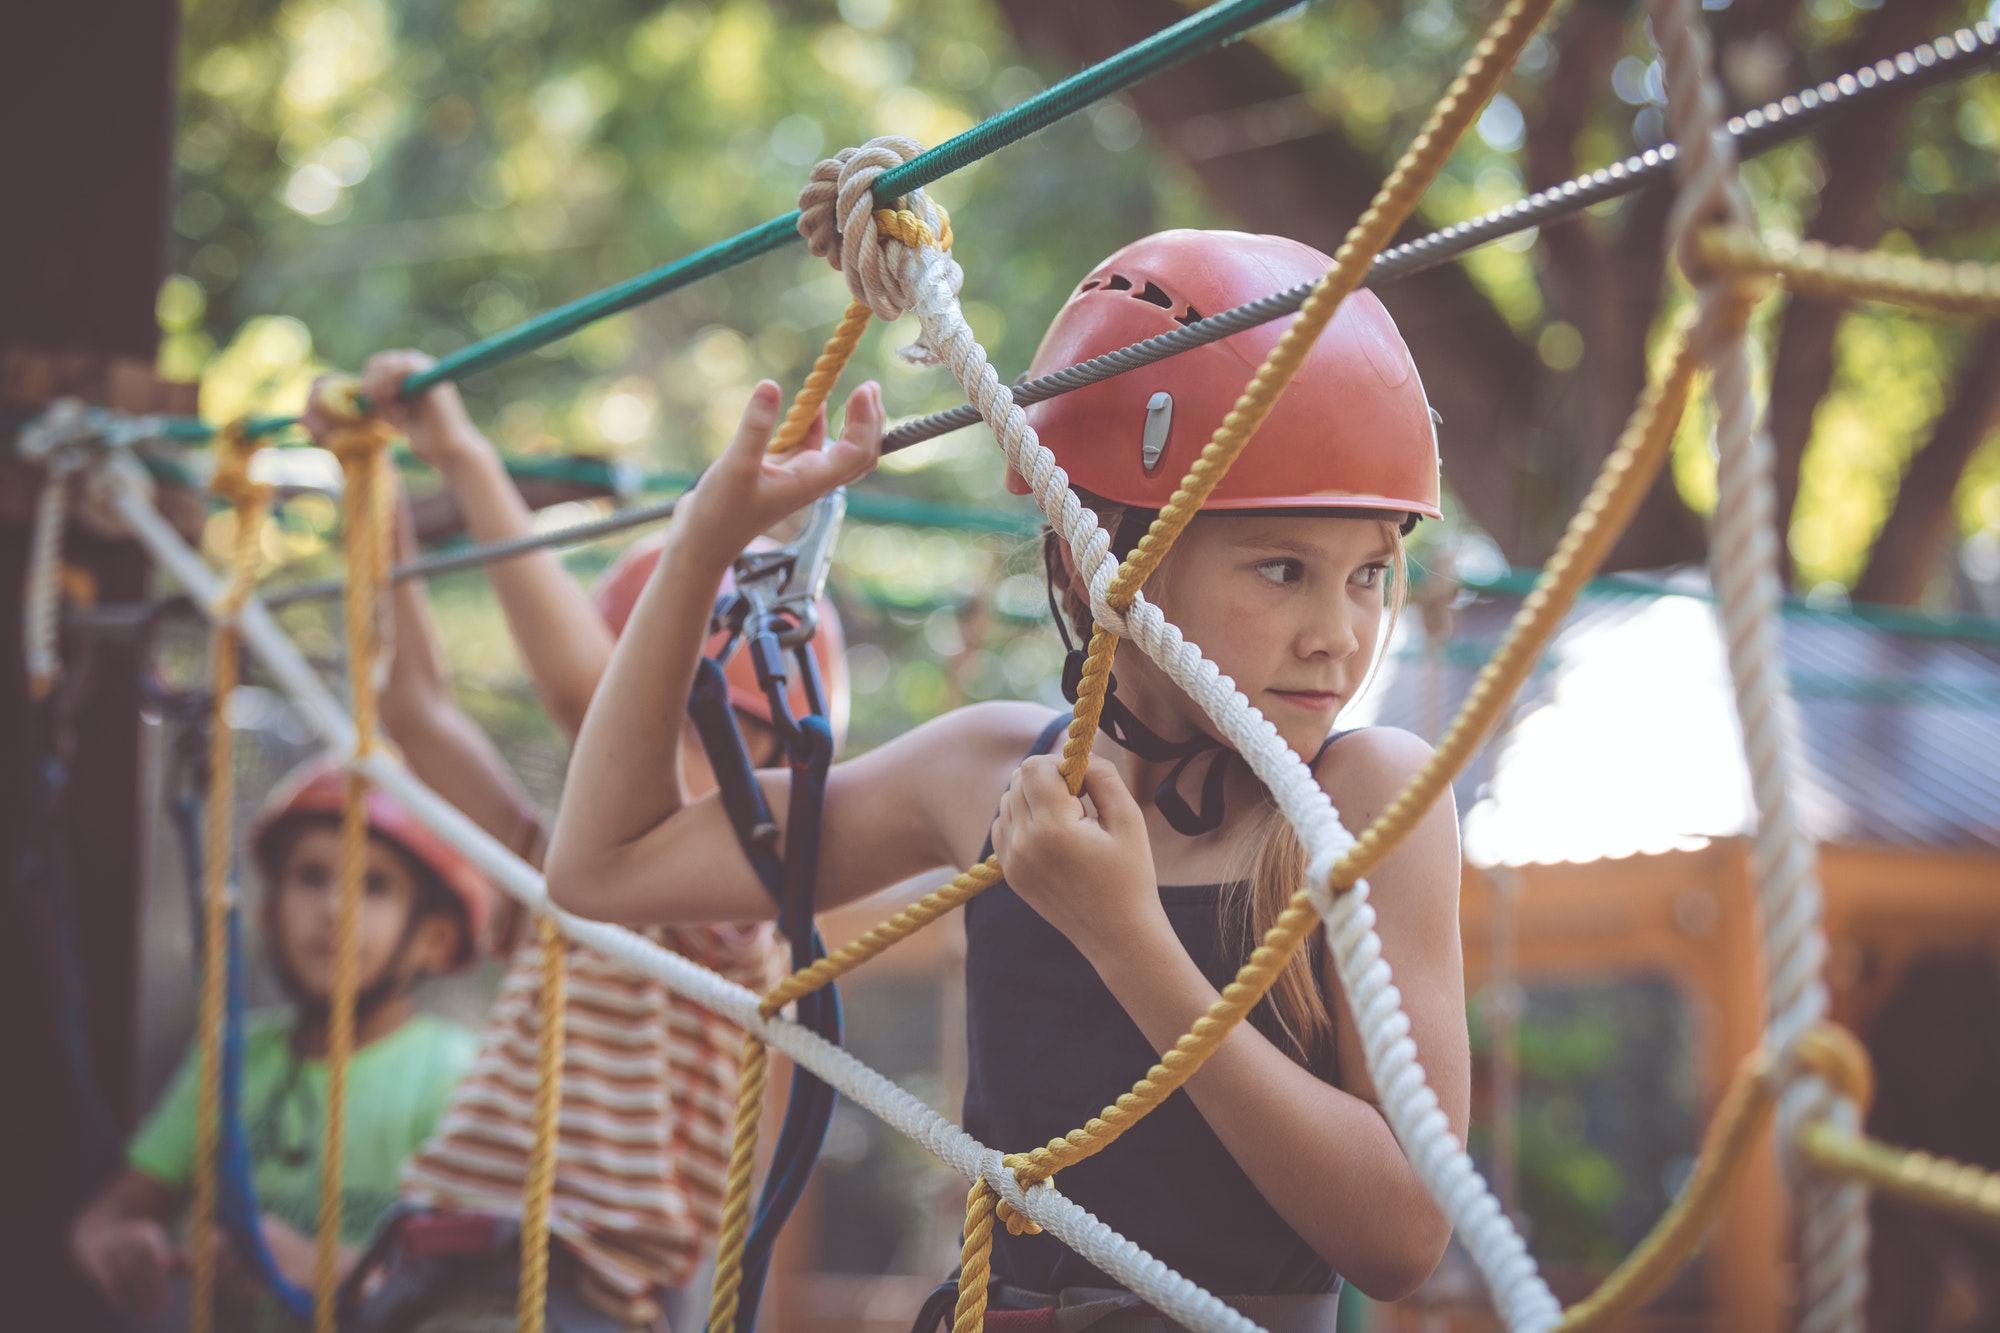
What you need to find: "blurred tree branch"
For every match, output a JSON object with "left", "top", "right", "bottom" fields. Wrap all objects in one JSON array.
[{"left": 1852, "top": 320, "right": 2000, "bottom": 606}]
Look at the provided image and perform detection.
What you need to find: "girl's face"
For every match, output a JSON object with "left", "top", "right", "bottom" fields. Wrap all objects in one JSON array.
[
  {"left": 1125, "top": 512, "right": 1395, "bottom": 760},
  {"left": 269, "top": 826, "right": 458, "bottom": 999}
]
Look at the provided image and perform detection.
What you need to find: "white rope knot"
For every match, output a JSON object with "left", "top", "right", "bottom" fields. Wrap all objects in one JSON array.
[{"left": 797, "top": 136, "right": 963, "bottom": 343}]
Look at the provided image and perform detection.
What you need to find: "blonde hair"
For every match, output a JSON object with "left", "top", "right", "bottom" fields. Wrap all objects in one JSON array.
[{"left": 1040, "top": 501, "right": 1407, "bottom": 1069}]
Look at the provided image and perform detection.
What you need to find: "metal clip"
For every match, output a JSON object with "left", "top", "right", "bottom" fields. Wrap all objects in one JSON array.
[
  {"left": 732, "top": 487, "right": 847, "bottom": 649},
  {"left": 1141, "top": 392, "right": 1172, "bottom": 473}
]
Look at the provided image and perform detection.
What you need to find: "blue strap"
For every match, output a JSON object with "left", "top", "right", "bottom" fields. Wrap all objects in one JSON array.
[
  {"left": 169, "top": 791, "right": 314, "bottom": 1320},
  {"left": 685, "top": 641, "right": 842, "bottom": 1333}
]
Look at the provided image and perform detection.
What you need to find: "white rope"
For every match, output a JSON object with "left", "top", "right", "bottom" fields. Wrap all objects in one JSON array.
[
  {"left": 801, "top": 138, "right": 1563, "bottom": 1332},
  {"left": 95, "top": 456, "right": 1279, "bottom": 1333},
  {"left": 1645, "top": 3, "right": 1865, "bottom": 1330},
  {"left": 18, "top": 400, "right": 98, "bottom": 701}
]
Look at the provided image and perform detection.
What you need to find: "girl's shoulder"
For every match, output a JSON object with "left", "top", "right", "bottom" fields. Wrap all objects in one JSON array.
[
  {"left": 899, "top": 699, "right": 1066, "bottom": 769},
  {"left": 1313, "top": 725, "right": 1454, "bottom": 827}
]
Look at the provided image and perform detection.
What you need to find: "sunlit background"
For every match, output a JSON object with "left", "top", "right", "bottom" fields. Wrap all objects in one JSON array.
[{"left": 124, "top": 0, "right": 2000, "bottom": 1327}]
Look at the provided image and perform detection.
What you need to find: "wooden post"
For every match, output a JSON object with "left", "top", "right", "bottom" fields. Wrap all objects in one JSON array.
[{"left": 0, "top": 5, "right": 189, "bottom": 1328}]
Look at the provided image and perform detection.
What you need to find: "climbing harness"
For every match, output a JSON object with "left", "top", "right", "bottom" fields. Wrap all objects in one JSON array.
[{"left": 689, "top": 491, "right": 849, "bottom": 1333}]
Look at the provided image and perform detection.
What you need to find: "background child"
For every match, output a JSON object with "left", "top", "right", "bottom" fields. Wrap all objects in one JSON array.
[
  {"left": 68, "top": 757, "right": 489, "bottom": 1328},
  {"left": 317, "top": 355, "right": 842, "bottom": 1332}
]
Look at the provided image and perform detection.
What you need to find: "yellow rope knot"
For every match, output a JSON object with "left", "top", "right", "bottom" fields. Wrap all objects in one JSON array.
[
  {"left": 873, "top": 200, "right": 952, "bottom": 254},
  {"left": 316, "top": 374, "right": 400, "bottom": 464},
  {"left": 208, "top": 418, "right": 269, "bottom": 511},
  {"left": 1791, "top": 1021, "right": 1875, "bottom": 1115}
]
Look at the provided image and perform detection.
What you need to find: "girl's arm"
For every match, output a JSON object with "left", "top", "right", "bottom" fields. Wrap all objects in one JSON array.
[
  {"left": 991, "top": 731, "right": 1466, "bottom": 1300},
  {"left": 373, "top": 487, "right": 542, "bottom": 861},
  {"left": 69, "top": 1169, "right": 181, "bottom": 1317},
  {"left": 356, "top": 352, "right": 616, "bottom": 741},
  {"left": 547, "top": 380, "right": 1030, "bottom": 927}
]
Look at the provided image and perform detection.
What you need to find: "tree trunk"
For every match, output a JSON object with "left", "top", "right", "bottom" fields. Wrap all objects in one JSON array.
[
  {"left": 1761, "top": 0, "right": 1964, "bottom": 580},
  {"left": 1851, "top": 321, "right": 2000, "bottom": 607}
]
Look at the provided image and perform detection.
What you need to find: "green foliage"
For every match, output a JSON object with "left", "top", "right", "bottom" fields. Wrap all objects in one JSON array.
[{"left": 170, "top": 0, "right": 1223, "bottom": 749}]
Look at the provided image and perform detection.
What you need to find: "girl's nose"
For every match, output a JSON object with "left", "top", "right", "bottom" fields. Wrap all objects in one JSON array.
[{"left": 1297, "top": 586, "right": 1360, "bottom": 662}]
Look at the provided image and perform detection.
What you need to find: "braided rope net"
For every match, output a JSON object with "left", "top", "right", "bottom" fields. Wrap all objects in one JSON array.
[{"left": 47, "top": 1, "right": 2000, "bottom": 1329}]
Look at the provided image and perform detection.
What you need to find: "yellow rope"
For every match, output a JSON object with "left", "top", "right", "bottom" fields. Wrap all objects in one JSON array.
[
  {"left": 316, "top": 381, "right": 397, "bottom": 1333},
  {"left": 1109, "top": 0, "right": 1559, "bottom": 608},
  {"left": 517, "top": 916, "right": 567, "bottom": 1333},
  {"left": 190, "top": 421, "right": 268, "bottom": 1333},
  {"left": 1798, "top": 1125, "right": 2000, "bottom": 1230},
  {"left": 999, "top": 303, "right": 1713, "bottom": 1216},
  {"left": 953, "top": 1178, "right": 999, "bottom": 1333},
  {"left": 705, "top": 1033, "right": 770, "bottom": 1333},
  {"left": 875, "top": 201, "right": 952, "bottom": 254},
  {"left": 1556, "top": 1041, "right": 1777, "bottom": 1330},
  {"left": 765, "top": 202, "right": 950, "bottom": 456},
  {"left": 1698, "top": 227, "right": 2000, "bottom": 318},
  {"left": 770, "top": 301, "right": 875, "bottom": 454},
  {"left": 705, "top": 204, "right": 957, "bottom": 1320},
  {"left": 964, "top": 0, "right": 1564, "bottom": 1243}
]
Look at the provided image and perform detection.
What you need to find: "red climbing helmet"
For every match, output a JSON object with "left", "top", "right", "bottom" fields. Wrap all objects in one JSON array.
[
  {"left": 593, "top": 533, "right": 850, "bottom": 747},
  {"left": 251, "top": 756, "right": 495, "bottom": 969},
  {"left": 1012, "top": 229, "right": 1441, "bottom": 519}
]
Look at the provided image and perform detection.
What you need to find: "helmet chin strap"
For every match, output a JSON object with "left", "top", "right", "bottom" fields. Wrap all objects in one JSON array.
[{"left": 1047, "top": 508, "right": 1232, "bottom": 838}]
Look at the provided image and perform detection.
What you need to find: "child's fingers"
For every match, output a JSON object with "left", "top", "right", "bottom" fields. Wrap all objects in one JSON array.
[
  {"left": 1076, "top": 754, "right": 1143, "bottom": 834},
  {"left": 723, "top": 381, "right": 785, "bottom": 468},
  {"left": 1017, "top": 754, "right": 1084, "bottom": 819},
  {"left": 362, "top": 350, "right": 431, "bottom": 407}
]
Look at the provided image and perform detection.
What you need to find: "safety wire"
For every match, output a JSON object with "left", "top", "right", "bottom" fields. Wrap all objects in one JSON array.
[
  {"left": 191, "top": 421, "right": 270, "bottom": 1333},
  {"left": 314, "top": 383, "right": 398, "bottom": 1333}
]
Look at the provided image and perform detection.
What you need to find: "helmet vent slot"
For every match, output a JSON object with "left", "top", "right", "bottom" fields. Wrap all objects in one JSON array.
[
  {"left": 1135, "top": 281, "right": 1174, "bottom": 310},
  {"left": 1175, "top": 304, "right": 1203, "bottom": 327},
  {"left": 1106, "top": 274, "right": 1134, "bottom": 291}
]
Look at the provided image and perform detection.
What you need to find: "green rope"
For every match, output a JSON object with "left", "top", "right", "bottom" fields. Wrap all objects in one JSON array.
[{"left": 208, "top": 0, "right": 1300, "bottom": 434}]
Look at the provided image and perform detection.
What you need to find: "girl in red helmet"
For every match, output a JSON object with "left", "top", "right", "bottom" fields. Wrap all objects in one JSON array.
[
  {"left": 549, "top": 230, "right": 1468, "bottom": 1321},
  {"left": 302, "top": 355, "right": 841, "bottom": 1333},
  {"left": 69, "top": 753, "right": 488, "bottom": 1328}
]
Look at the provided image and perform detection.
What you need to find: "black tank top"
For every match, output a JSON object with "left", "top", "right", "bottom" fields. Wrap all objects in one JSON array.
[{"left": 961, "top": 718, "right": 1342, "bottom": 1296}]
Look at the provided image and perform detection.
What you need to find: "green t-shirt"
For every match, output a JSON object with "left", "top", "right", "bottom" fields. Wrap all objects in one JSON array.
[{"left": 130, "top": 1009, "right": 477, "bottom": 1248}]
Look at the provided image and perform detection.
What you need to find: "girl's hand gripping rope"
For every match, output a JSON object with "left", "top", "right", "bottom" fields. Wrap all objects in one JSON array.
[
  {"left": 677, "top": 379, "right": 883, "bottom": 566},
  {"left": 990, "top": 753, "right": 1167, "bottom": 971}
]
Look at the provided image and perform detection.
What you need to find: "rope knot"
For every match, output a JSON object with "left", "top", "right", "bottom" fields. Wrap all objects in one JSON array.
[
  {"left": 209, "top": 418, "right": 271, "bottom": 510},
  {"left": 994, "top": 1153, "right": 1047, "bottom": 1236},
  {"left": 797, "top": 136, "right": 962, "bottom": 351},
  {"left": 1790, "top": 1021, "right": 1875, "bottom": 1117},
  {"left": 316, "top": 375, "right": 398, "bottom": 465}
]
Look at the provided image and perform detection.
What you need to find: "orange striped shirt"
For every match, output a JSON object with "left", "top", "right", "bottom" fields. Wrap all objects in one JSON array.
[{"left": 400, "top": 924, "right": 778, "bottom": 1322}]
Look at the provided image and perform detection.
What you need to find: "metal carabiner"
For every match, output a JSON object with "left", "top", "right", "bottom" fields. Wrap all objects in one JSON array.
[{"left": 731, "top": 487, "right": 846, "bottom": 649}]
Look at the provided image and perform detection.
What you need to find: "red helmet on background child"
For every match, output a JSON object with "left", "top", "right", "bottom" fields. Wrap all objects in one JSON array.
[
  {"left": 1012, "top": 229, "right": 1442, "bottom": 520},
  {"left": 592, "top": 533, "right": 851, "bottom": 747},
  {"left": 251, "top": 757, "right": 495, "bottom": 970}
]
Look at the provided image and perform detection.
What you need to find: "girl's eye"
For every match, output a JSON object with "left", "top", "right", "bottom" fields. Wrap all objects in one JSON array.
[
  {"left": 1352, "top": 563, "right": 1389, "bottom": 590},
  {"left": 365, "top": 871, "right": 392, "bottom": 898},
  {"left": 1255, "top": 559, "right": 1304, "bottom": 586},
  {"left": 296, "top": 865, "right": 331, "bottom": 890}
]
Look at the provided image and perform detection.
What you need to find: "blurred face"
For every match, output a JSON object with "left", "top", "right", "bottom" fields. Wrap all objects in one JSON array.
[
  {"left": 268, "top": 826, "right": 457, "bottom": 999},
  {"left": 1115, "top": 512, "right": 1394, "bottom": 760}
]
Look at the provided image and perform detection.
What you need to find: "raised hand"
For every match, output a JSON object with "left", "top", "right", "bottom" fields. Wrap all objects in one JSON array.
[{"left": 675, "top": 379, "right": 883, "bottom": 564}]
